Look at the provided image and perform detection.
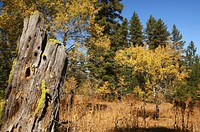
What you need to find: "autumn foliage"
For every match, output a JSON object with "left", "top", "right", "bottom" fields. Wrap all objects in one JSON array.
[
  {"left": 115, "top": 44, "right": 188, "bottom": 101},
  {"left": 0, "top": 0, "right": 200, "bottom": 131}
]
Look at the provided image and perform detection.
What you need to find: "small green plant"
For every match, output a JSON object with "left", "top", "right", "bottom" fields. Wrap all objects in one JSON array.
[
  {"left": 42, "top": 54, "right": 47, "bottom": 60},
  {"left": 48, "top": 39, "right": 62, "bottom": 45},
  {"left": 31, "top": 10, "right": 40, "bottom": 15},
  {"left": 0, "top": 99, "right": 6, "bottom": 123},
  {"left": 34, "top": 80, "right": 49, "bottom": 116},
  {"left": 42, "top": 54, "right": 46, "bottom": 57}
]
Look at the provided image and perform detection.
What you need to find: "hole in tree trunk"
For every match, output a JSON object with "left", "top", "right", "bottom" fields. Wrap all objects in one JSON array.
[
  {"left": 28, "top": 36, "right": 31, "bottom": 42},
  {"left": 34, "top": 52, "right": 38, "bottom": 57},
  {"left": 43, "top": 55, "right": 47, "bottom": 61},
  {"left": 25, "top": 67, "right": 31, "bottom": 78}
]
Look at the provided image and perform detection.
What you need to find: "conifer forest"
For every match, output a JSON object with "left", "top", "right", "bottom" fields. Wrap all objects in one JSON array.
[{"left": 0, "top": 0, "right": 200, "bottom": 131}]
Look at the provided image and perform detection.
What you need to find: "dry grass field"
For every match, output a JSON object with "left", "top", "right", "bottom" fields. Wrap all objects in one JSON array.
[{"left": 58, "top": 95, "right": 200, "bottom": 132}]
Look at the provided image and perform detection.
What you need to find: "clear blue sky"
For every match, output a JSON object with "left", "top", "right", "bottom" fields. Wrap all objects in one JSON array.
[{"left": 121, "top": 0, "right": 200, "bottom": 55}]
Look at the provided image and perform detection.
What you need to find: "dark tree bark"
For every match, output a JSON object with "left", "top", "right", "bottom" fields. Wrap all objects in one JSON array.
[{"left": 0, "top": 12, "right": 67, "bottom": 132}]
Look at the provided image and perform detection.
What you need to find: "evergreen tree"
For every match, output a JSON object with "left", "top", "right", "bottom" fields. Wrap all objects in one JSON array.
[
  {"left": 94, "top": 0, "right": 123, "bottom": 35},
  {"left": 129, "top": 11, "right": 144, "bottom": 46},
  {"left": 185, "top": 42, "right": 199, "bottom": 95},
  {"left": 184, "top": 41, "right": 197, "bottom": 68},
  {"left": 171, "top": 24, "right": 185, "bottom": 51},
  {"left": 87, "top": 0, "right": 124, "bottom": 97},
  {"left": 182, "top": 41, "right": 200, "bottom": 102},
  {"left": 154, "top": 19, "right": 170, "bottom": 48},
  {"left": 145, "top": 15, "right": 157, "bottom": 49},
  {"left": 112, "top": 18, "right": 129, "bottom": 50},
  {"left": 120, "top": 18, "right": 129, "bottom": 48},
  {"left": 111, "top": 18, "right": 133, "bottom": 95},
  {"left": 187, "top": 55, "right": 200, "bottom": 87},
  {"left": 145, "top": 16, "right": 170, "bottom": 49}
]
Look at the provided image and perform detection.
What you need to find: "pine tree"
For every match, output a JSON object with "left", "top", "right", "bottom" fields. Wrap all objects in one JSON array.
[
  {"left": 171, "top": 24, "right": 185, "bottom": 51},
  {"left": 187, "top": 55, "right": 200, "bottom": 87},
  {"left": 184, "top": 41, "right": 200, "bottom": 90},
  {"left": 154, "top": 19, "right": 170, "bottom": 48},
  {"left": 184, "top": 41, "right": 197, "bottom": 68},
  {"left": 181, "top": 41, "right": 200, "bottom": 103},
  {"left": 145, "top": 16, "right": 170, "bottom": 49},
  {"left": 112, "top": 18, "right": 129, "bottom": 50},
  {"left": 94, "top": 0, "right": 123, "bottom": 35},
  {"left": 119, "top": 18, "right": 129, "bottom": 48},
  {"left": 87, "top": 0, "right": 124, "bottom": 98},
  {"left": 145, "top": 15, "right": 157, "bottom": 49},
  {"left": 129, "top": 11, "right": 144, "bottom": 46}
]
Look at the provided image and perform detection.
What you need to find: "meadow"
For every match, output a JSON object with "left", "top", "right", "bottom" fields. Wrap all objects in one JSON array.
[{"left": 58, "top": 95, "right": 200, "bottom": 132}]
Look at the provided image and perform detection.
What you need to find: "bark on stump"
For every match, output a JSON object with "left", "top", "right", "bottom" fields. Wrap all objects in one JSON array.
[{"left": 0, "top": 12, "right": 67, "bottom": 132}]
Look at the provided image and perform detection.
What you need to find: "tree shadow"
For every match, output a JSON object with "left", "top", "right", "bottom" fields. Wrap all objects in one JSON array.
[{"left": 113, "top": 127, "right": 183, "bottom": 132}]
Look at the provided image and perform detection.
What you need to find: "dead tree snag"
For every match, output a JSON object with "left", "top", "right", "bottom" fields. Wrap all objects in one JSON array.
[{"left": 1, "top": 12, "right": 67, "bottom": 132}]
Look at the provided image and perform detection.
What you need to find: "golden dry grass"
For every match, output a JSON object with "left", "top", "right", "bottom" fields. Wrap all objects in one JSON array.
[{"left": 58, "top": 95, "right": 200, "bottom": 132}]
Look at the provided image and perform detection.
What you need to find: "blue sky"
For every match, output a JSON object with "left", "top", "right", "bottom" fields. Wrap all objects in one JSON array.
[{"left": 121, "top": 0, "right": 200, "bottom": 54}]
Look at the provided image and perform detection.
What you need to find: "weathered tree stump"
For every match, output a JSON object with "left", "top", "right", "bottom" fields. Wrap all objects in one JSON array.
[{"left": 1, "top": 12, "right": 67, "bottom": 132}]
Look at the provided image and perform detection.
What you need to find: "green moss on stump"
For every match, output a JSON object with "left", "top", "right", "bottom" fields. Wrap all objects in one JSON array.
[
  {"left": 42, "top": 54, "right": 46, "bottom": 58},
  {"left": 48, "top": 39, "right": 62, "bottom": 45},
  {"left": 31, "top": 11, "right": 40, "bottom": 16},
  {"left": 0, "top": 99, "right": 6, "bottom": 123},
  {"left": 34, "top": 80, "right": 49, "bottom": 116}
]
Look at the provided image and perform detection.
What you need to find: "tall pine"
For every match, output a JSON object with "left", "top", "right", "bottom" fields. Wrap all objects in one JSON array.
[
  {"left": 112, "top": 18, "right": 129, "bottom": 50},
  {"left": 129, "top": 11, "right": 144, "bottom": 46},
  {"left": 87, "top": 0, "right": 124, "bottom": 97},
  {"left": 145, "top": 16, "right": 170, "bottom": 49},
  {"left": 184, "top": 41, "right": 197, "bottom": 68},
  {"left": 145, "top": 15, "right": 157, "bottom": 49},
  {"left": 183, "top": 41, "right": 200, "bottom": 102},
  {"left": 171, "top": 24, "right": 185, "bottom": 51}
]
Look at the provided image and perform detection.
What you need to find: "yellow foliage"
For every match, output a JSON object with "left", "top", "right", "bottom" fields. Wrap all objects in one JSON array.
[
  {"left": 133, "top": 85, "right": 145, "bottom": 98},
  {"left": 1, "top": 0, "right": 108, "bottom": 46},
  {"left": 0, "top": 99, "right": 6, "bottom": 122},
  {"left": 118, "top": 76, "right": 126, "bottom": 88},
  {"left": 115, "top": 45, "right": 188, "bottom": 100},
  {"left": 1, "top": 0, "right": 111, "bottom": 72},
  {"left": 64, "top": 77, "right": 77, "bottom": 94},
  {"left": 97, "top": 81, "right": 111, "bottom": 95},
  {"left": 48, "top": 39, "right": 62, "bottom": 45},
  {"left": 87, "top": 33, "right": 111, "bottom": 51}
]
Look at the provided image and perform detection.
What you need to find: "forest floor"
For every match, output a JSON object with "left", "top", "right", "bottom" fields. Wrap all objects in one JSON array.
[{"left": 58, "top": 95, "right": 200, "bottom": 132}]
